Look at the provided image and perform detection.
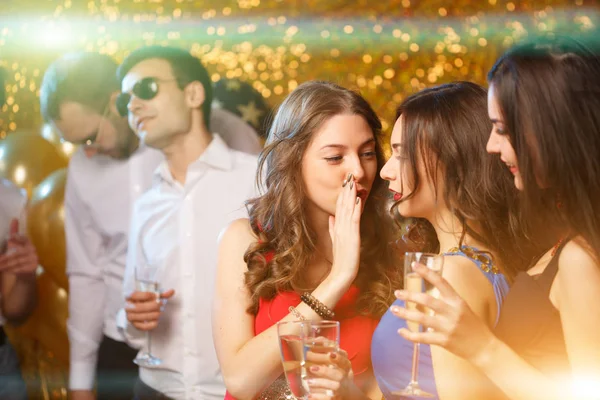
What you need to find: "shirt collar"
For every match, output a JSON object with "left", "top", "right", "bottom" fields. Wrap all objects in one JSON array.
[{"left": 153, "top": 134, "right": 233, "bottom": 186}]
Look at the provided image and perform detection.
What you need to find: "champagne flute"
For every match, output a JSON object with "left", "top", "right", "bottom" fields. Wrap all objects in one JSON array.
[
  {"left": 133, "top": 259, "right": 162, "bottom": 367},
  {"left": 393, "top": 252, "right": 444, "bottom": 398},
  {"left": 302, "top": 320, "right": 340, "bottom": 397},
  {"left": 277, "top": 320, "right": 309, "bottom": 399}
]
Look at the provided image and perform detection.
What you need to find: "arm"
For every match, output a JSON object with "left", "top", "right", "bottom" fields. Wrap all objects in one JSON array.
[
  {"left": 430, "top": 257, "right": 508, "bottom": 400},
  {"left": 468, "top": 241, "right": 600, "bottom": 399},
  {"left": 212, "top": 219, "right": 352, "bottom": 399},
  {"left": 554, "top": 241, "right": 600, "bottom": 393},
  {"left": 392, "top": 260, "right": 599, "bottom": 400},
  {"left": 64, "top": 173, "right": 106, "bottom": 393},
  {"left": 0, "top": 215, "right": 38, "bottom": 325},
  {"left": 214, "top": 176, "right": 368, "bottom": 399}
]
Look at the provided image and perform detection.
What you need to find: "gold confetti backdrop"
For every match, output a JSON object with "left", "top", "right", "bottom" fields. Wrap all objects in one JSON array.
[{"left": 0, "top": 0, "right": 598, "bottom": 138}]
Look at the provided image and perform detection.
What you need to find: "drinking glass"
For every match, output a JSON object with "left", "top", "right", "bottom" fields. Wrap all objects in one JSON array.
[
  {"left": 277, "top": 320, "right": 309, "bottom": 399},
  {"left": 393, "top": 252, "right": 444, "bottom": 398},
  {"left": 133, "top": 260, "right": 163, "bottom": 367},
  {"left": 303, "top": 320, "right": 340, "bottom": 397}
]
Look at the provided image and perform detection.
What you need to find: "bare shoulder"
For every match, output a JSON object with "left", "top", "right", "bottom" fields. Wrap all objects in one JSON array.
[
  {"left": 558, "top": 237, "right": 600, "bottom": 278},
  {"left": 220, "top": 218, "right": 255, "bottom": 243},
  {"left": 441, "top": 254, "right": 492, "bottom": 288},
  {"left": 442, "top": 253, "right": 496, "bottom": 320},
  {"left": 218, "top": 218, "right": 258, "bottom": 261}
]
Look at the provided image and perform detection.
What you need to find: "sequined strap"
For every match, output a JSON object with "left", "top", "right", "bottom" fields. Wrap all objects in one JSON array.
[
  {"left": 445, "top": 245, "right": 499, "bottom": 274},
  {"left": 256, "top": 374, "right": 297, "bottom": 400}
]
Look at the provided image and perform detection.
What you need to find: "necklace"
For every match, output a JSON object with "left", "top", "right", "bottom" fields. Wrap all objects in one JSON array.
[{"left": 551, "top": 236, "right": 567, "bottom": 257}]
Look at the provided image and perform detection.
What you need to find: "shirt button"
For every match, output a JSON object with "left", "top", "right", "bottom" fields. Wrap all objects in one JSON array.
[
  {"left": 186, "top": 232, "right": 192, "bottom": 237},
  {"left": 133, "top": 184, "right": 141, "bottom": 193}
]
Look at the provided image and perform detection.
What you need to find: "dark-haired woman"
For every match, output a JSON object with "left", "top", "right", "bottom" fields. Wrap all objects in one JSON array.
[
  {"left": 372, "top": 81, "right": 537, "bottom": 399},
  {"left": 389, "top": 40, "right": 600, "bottom": 400}
]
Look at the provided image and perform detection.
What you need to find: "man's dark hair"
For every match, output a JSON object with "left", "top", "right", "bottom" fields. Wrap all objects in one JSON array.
[
  {"left": 117, "top": 46, "right": 213, "bottom": 130},
  {"left": 40, "top": 52, "right": 119, "bottom": 122}
]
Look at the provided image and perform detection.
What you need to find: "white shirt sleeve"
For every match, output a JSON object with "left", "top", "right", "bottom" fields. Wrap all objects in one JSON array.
[
  {"left": 64, "top": 169, "right": 107, "bottom": 390},
  {"left": 116, "top": 200, "right": 146, "bottom": 349}
]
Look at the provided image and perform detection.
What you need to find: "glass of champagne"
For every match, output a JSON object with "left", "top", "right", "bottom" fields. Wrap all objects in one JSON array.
[
  {"left": 277, "top": 320, "right": 309, "bottom": 399},
  {"left": 302, "top": 321, "right": 341, "bottom": 397},
  {"left": 393, "top": 252, "right": 444, "bottom": 398},
  {"left": 133, "top": 260, "right": 163, "bottom": 367}
]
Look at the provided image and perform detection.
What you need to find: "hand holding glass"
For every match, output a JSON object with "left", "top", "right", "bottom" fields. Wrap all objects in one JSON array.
[
  {"left": 394, "top": 252, "right": 444, "bottom": 398},
  {"left": 303, "top": 320, "right": 341, "bottom": 397},
  {"left": 133, "top": 262, "right": 163, "bottom": 367},
  {"left": 277, "top": 320, "right": 309, "bottom": 399}
]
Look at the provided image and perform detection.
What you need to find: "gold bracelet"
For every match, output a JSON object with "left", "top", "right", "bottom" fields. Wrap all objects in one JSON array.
[
  {"left": 288, "top": 306, "right": 306, "bottom": 321},
  {"left": 300, "top": 292, "right": 335, "bottom": 319}
]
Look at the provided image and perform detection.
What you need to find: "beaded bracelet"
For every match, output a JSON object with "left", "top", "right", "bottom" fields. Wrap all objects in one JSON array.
[
  {"left": 300, "top": 292, "right": 335, "bottom": 319},
  {"left": 288, "top": 306, "right": 306, "bottom": 321}
]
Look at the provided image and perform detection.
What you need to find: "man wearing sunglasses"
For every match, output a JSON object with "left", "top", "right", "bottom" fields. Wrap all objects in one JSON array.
[
  {"left": 40, "top": 52, "right": 262, "bottom": 400},
  {"left": 115, "top": 46, "right": 258, "bottom": 400}
]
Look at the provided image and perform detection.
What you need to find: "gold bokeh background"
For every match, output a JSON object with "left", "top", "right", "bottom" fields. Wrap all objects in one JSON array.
[
  {"left": 0, "top": 1, "right": 598, "bottom": 399},
  {"left": 1, "top": 0, "right": 599, "bottom": 138}
]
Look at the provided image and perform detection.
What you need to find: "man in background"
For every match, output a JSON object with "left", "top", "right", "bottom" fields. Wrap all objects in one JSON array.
[
  {"left": 117, "top": 46, "right": 258, "bottom": 400},
  {"left": 0, "top": 178, "right": 38, "bottom": 400},
  {"left": 40, "top": 52, "right": 261, "bottom": 400}
]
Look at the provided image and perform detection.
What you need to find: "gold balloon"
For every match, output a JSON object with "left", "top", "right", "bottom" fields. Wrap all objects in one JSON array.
[
  {"left": 40, "top": 124, "right": 78, "bottom": 159},
  {"left": 16, "top": 271, "right": 69, "bottom": 365},
  {"left": 28, "top": 168, "right": 68, "bottom": 290},
  {"left": 0, "top": 131, "right": 68, "bottom": 198}
]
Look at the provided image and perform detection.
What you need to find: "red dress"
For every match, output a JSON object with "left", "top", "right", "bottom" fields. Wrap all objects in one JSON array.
[{"left": 224, "top": 286, "right": 379, "bottom": 399}]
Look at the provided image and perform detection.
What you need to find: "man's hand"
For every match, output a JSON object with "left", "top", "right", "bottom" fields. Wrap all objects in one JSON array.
[
  {"left": 0, "top": 219, "right": 38, "bottom": 275},
  {"left": 125, "top": 289, "right": 175, "bottom": 331},
  {"left": 69, "top": 390, "right": 96, "bottom": 400}
]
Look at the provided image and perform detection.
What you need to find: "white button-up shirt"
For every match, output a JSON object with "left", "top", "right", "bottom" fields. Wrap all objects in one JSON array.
[
  {"left": 65, "top": 144, "right": 163, "bottom": 390},
  {"left": 0, "top": 178, "right": 28, "bottom": 326},
  {"left": 65, "top": 109, "right": 262, "bottom": 391},
  {"left": 118, "top": 134, "right": 258, "bottom": 400}
]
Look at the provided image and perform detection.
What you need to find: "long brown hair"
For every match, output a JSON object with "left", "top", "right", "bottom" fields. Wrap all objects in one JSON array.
[
  {"left": 488, "top": 38, "right": 600, "bottom": 262},
  {"left": 244, "top": 80, "right": 400, "bottom": 317},
  {"left": 394, "top": 82, "right": 538, "bottom": 278}
]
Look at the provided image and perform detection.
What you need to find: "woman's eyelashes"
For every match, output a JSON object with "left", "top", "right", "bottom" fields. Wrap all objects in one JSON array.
[
  {"left": 323, "top": 150, "right": 376, "bottom": 164},
  {"left": 493, "top": 123, "right": 508, "bottom": 136},
  {"left": 324, "top": 155, "right": 343, "bottom": 163}
]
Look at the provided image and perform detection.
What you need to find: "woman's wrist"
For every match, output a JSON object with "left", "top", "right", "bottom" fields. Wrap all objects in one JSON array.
[
  {"left": 469, "top": 332, "right": 502, "bottom": 371},
  {"left": 321, "top": 272, "right": 353, "bottom": 295}
]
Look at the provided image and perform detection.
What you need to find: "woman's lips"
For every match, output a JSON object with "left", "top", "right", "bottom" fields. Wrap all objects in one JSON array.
[
  {"left": 357, "top": 189, "right": 368, "bottom": 202},
  {"left": 389, "top": 190, "right": 402, "bottom": 201}
]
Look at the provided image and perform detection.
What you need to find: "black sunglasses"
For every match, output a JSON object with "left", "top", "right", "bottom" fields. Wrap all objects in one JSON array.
[{"left": 116, "top": 77, "right": 178, "bottom": 117}]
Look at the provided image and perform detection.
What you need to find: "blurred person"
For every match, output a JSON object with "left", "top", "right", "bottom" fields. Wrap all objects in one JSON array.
[
  {"left": 115, "top": 46, "right": 258, "bottom": 400},
  {"left": 40, "top": 51, "right": 262, "bottom": 400},
  {"left": 0, "top": 178, "right": 37, "bottom": 400}
]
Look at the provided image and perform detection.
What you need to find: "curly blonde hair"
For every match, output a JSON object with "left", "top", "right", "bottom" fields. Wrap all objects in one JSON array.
[{"left": 244, "top": 81, "right": 401, "bottom": 318}]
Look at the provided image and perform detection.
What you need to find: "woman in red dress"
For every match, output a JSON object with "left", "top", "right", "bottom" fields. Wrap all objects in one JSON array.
[{"left": 212, "top": 81, "right": 401, "bottom": 399}]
